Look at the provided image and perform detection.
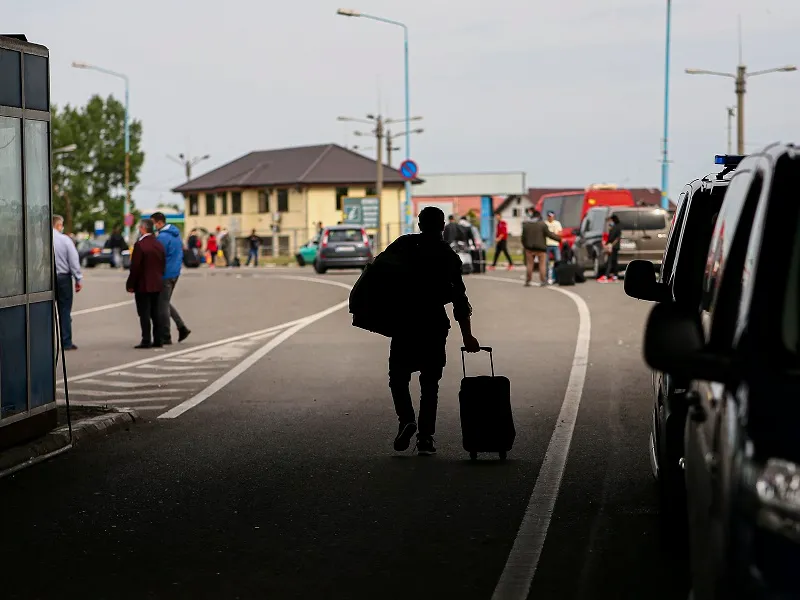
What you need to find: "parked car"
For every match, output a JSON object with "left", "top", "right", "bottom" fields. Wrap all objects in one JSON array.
[
  {"left": 296, "top": 236, "right": 320, "bottom": 267},
  {"left": 624, "top": 154, "right": 741, "bottom": 543},
  {"left": 573, "top": 205, "right": 671, "bottom": 278},
  {"left": 77, "top": 239, "right": 131, "bottom": 269},
  {"left": 642, "top": 143, "right": 800, "bottom": 599},
  {"left": 313, "top": 226, "right": 373, "bottom": 274}
]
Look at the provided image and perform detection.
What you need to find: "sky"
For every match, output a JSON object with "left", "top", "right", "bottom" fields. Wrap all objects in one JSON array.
[{"left": 5, "top": 0, "right": 800, "bottom": 211}]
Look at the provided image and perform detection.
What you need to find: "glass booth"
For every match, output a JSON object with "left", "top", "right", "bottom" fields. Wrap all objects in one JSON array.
[{"left": 0, "top": 35, "right": 57, "bottom": 449}]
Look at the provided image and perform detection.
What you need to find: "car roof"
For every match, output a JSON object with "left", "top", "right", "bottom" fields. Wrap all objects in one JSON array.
[{"left": 325, "top": 225, "right": 363, "bottom": 230}]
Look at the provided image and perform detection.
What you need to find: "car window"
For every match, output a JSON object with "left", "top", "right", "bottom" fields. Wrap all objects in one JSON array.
[
  {"left": 615, "top": 212, "right": 638, "bottom": 229},
  {"left": 560, "top": 195, "right": 583, "bottom": 229},
  {"left": 587, "top": 208, "right": 606, "bottom": 232},
  {"left": 661, "top": 191, "right": 688, "bottom": 281},
  {"left": 637, "top": 211, "right": 668, "bottom": 230},
  {"left": 327, "top": 229, "right": 362, "bottom": 243},
  {"left": 541, "top": 196, "right": 564, "bottom": 221}
]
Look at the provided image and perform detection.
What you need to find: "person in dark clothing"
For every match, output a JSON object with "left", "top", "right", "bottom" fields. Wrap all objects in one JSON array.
[
  {"left": 105, "top": 226, "right": 127, "bottom": 268},
  {"left": 381, "top": 206, "right": 481, "bottom": 455},
  {"left": 126, "top": 219, "right": 166, "bottom": 348},
  {"left": 521, "top": 210, "right": 561, "bottom": 287},
  {"left": 443, "top": 214, "right": 465, "bottom": 245},
  {"left": 246, "top": 229, "right": 261, "bottom": 266},
  {"left": 187, "top": 230, "right": 200, "bottom": 258},
  {"left": 599, "top": 214, "right": 622, "bottom": 282}
]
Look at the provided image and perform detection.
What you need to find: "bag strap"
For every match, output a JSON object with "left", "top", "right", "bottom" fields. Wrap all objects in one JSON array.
[{"left": 460, "top": 347, "right": 494, "bottom": 378}]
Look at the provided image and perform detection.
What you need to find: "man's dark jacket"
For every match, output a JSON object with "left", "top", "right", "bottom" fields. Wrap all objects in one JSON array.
[
  {"left": 521, "top": 220, "right": 561, "bottom": 252},
  {"left": 126, "top": 234, "right": 165, "bottom": 293}
]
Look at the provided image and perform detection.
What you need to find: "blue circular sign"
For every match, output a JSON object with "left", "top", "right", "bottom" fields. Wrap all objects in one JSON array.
[{"left": 399, "top": 159, "right": 419, "bottom": 181}]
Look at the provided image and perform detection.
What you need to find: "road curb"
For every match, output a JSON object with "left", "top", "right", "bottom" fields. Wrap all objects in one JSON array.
[{"left": 0, "top": 407, "right": 140, "bottom": 478}]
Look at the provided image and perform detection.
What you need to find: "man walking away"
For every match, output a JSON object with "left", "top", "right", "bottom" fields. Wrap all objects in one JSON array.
[
  {"left": 187, "top": 229, "right": 200, "bottom": 259},
  {"left": 105, "top": 225, "right": 127, "bottom": 268},
  {"left": 545, "top": 210, "right": 563, "bottom": 284},
  {"left": 598, "top": 214, "right": 622, "bottom": 282},
  {"left": 152, "top": 211, "right": 192, "bottom": 344},
  {"left": 489, "top": 210, "right": 513, "bottom": 270},
  {"left": 380, "top": 206, "right": 481, "bottom": 455},
  {"left": 443, "top": 214, "right": 465, "bottom": 245},
  {"left": 246, "top": 229, "right": 260, "bottom": 266},
  {"left": 126, "top": 219, "right": 165, "bottom": 348},
  {"left": 53, "top": 215, "right": 83, "bottom": 350},
  {"left": 521, "top": 210, "right": 561, "bottom": 287}
]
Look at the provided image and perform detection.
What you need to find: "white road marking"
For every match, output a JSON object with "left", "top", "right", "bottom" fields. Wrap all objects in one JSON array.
[
  {"left": 63, "top": 388, "right": 194, "bottom": 398},
  {"left": 73, "top": 300, "right": 134, "bottom": 316},
  {"left": 479, "top": 276, "right": 592, "bottom": 600},
  {"left": 60, "top": 398, "right": 180, "bottom": 406},
  {"left": 158, "top": 276, "right": 353, "bottom": 419},
  {"left": 75, "top": 378, "right": 207, "bottom": 388},
  {"left": 139, "top": 365, "right": 212, "bottom": 371},
  {"left": 58, "top": 319, "right": 305, "bottom": 384}
]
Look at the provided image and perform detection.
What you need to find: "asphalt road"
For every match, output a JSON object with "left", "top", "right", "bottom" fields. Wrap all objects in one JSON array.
[{"left": 1, "top": 265, "right": 689, "bottom": 600}]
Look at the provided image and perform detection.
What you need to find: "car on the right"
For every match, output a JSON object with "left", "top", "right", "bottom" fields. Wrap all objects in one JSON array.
[{"left": 642, "top": 143, "right": 800, "bottom": 599}]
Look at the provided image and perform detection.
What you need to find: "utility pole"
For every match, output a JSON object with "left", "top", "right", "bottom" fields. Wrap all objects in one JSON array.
[
  {"left": 660, "top": 0, "right": 672, "bottom": 210},
  {"left": 385, "top": 129, "right": 401, "bottom": 167},
  {"left": 168, "top": 153, "right": 211, "bottom": 182},
  {"left": 726, "top": 106, "right": 735, "bottom": 154},
  {"left": 375, "top": 115, "right": 384, "bottom": 201}
]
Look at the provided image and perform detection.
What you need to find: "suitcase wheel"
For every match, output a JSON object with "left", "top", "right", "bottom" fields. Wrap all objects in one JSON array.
[
  {"left": 469, "top": 452, "right": 478, "bottom": 461},
  {"left": 499, "top": 451, "right": 507, "bottom": 461}
]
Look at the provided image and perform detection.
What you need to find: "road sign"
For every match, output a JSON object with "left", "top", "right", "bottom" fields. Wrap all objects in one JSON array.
[
  {"left": 343, "top": 197, "right": 380, "bottom": 229},
  {"left": 94, "top": 220, "right": 105, "bottom": 236},
  {"left": 399, "top": 159, "right": 419, "bottom": 181},
  {"left": 124, "top": 213, "right": 134, "bottom": 227}
]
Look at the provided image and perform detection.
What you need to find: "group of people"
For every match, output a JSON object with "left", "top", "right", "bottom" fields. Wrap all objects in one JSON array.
[{"left": 489, "top": 208, "right": 565, "bottom": 286}]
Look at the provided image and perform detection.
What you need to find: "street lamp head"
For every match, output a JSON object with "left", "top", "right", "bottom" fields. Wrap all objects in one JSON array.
[
  {"left": 71, "top": 61, "right": 91, "bottom": 69},
  {"left": 178, "top": 153, "right": 186, "bottom": 160},
  {"left": 366, "top": 114, "right": 376, "bottom": 120},
  {"left": 201, "top": 154, "right": 210, "bottom": 160},
  {"left": 336, "top": 116, "right": 350, "bottom": 121},
  {"left": 413, "top": 128, "right": 424, "bottom": 134},
  {"left": 685, "top": 68, "right": 702, "bottom": 74},
  {"left": 336, "top": 8, "right": 361, "bottom": 17},
  {"left": 781, "top": 65, "right": 798, "bottom": 72}
]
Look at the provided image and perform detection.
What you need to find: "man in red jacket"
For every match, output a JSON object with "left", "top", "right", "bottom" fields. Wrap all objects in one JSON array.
[{"left": 126, "top": 219, "right": 166, "bottom": 348}]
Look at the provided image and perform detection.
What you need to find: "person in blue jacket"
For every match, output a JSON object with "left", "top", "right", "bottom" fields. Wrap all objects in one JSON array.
[{"left": 152, "top": 212, "right": 191, "bottom": 345}]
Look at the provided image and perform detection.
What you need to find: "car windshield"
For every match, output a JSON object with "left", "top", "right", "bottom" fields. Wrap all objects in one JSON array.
[
  {"left": 327, "top": 229, "right": 362, "bottom": 243},
  {"left": 560, "top": 195, "right": 583, "bottom": 229},
  {"left": 616, "top": 211, "right": 667, "bottom": 230}
]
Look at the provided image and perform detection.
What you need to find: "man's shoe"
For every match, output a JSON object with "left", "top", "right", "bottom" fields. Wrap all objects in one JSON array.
[
  {"left": 135, "top": 342, "right": 152, "bottom": 349},
  {"left": 524, "top": 281, "right": 532, "bottom": 287},
  {"left": 597, "top": 275, "right": 609, "bottom": 283},
  {"left": 162, "top": 339, "right": 173, "bottom": 345},
  {"left": 487, "top": 266, "right": 496, "bottom": 271},
  {"left": 64, "top": 344, "right": 78, "bottom": 351},
  {"left": 394, "top": 422, "right": 418, "bottom": 452},
  {"left": 507, "top": 264, "right": 514, "bottom": 271},
  {"left": 416, "top": 435, "right": 437, "bottom": 456},
  {"left": 178, "top": 328, "right": 191, "bottom": 343},
  {"left": 152, "top": 343, "right": 163, "bottom": 349}
]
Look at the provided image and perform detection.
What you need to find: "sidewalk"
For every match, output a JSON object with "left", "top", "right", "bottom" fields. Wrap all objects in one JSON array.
[{"left": 0, "top": 405, "right": 139, "bottom": 479}]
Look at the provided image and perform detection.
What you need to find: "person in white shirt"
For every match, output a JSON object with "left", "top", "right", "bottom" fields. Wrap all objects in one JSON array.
[
  {"left": 52, "top": 215, "right": 83, "bottom": 350},
  {"left": 545, "top": 211, "right": 563, "bottom": 284}
]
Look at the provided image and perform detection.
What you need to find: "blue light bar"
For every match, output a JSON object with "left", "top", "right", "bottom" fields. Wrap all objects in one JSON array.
[{"left": 715, "top": 154, "right": 745, "bottom": 167}]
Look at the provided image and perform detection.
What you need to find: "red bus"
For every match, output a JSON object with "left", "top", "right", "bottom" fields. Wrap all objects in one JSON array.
[{"left": 535, "top": 185, "right": 636, "bottom": 246}]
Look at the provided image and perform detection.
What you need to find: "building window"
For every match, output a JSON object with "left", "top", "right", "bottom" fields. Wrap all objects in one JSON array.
[
  {"left": 0, "top": 49, "right": 22, "bottom": 107},
  {"left": 205, "top": 193, "right": 216, "bottom": 215},
  {"left": 365, "top": 186, "right": 377, "bottom": 196},
  {"left": 512, "top": 208, "right": 520, "bottom": 217},
  {"left": 189, "top": 194, "right": 199, "bottom": 215},
  {"left": 24, "top": 119, "right": 51, "bottom": 293},
  {"left": 277, "top": 189, "right": 289, "bottom": 213},
  {"left": 335, "top": 187, "right": 348, "bottom": 211},
  {"left": 23, "top": 53, "right": 49, "bottom": 112},
  {"left": 219, "top": 191, "right": 228, "bottom": 215},
  {"left": 232, "top": 191, "right": 242, "bottom": 214},
  {"left": 258, "top": 190, "right": 269, "bottom": 213}
]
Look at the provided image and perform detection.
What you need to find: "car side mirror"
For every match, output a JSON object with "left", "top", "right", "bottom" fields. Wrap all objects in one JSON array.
[
  {"left": 643, "top": 302, "right": 732, "bottom": 382},
  {"left": 624, "top": 260, "right": 670, "bottom": 302}
]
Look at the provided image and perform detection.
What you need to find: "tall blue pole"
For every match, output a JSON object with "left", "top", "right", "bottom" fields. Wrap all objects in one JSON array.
[
  {"left": 123, "top": 77, "right": 130, "bottom": 241},
  {"left": 403, "top": 26, "right": 412, "bottom": 234},
  {"left": 660, "top": 0, "right": 672, "bottom": 210}
]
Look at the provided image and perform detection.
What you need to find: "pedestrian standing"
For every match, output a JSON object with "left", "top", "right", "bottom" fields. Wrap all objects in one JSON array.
[
  {"left": 152, "top": 211, "right": 192, "bottom": 345},
  {"left": 545, "top": 211, "right": 563, "bottom": 284},
  {"left": 598, "top": 215, "right": 622, "bottom": 282},
  {"left": 105, "top": 225, "right": 127, "bottom": 268},
  {"left": 219, "top": 227, "right": 232, "bottom": 267},
  {"left": 126, "top": 219, "right": 165, "bottom": 349},
  {"left": 206, "top": 233, "right": 218, "bottom": 268},
  {"left": 489, "top": 210, "right": 513, "bottom": 270},
  {"left": 187, "top": 229, "right": 200, "bottom": 259},
  {"left": 378, "top": 206, "right": 481, "bottom": 455},
  {"left": 52, "top": 215, "right": 82, "bottom": 350},
  {"left": 246, "top": 229, "right": 261, "bottom": 266},
  {"left": 521, "top": 210, "right": 561, "bottom": 287}
]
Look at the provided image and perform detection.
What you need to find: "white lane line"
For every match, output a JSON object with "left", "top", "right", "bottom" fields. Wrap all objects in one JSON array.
[
  {"left": 158, "top": 276, "right": 353, "bottom": 420},
  {"left": 73, "top": 300, "right": 134, "bottom": 316},
  {"left": 60, "top": 398, "right": 181, "bottom": 405},
  {"left": 140, "top": 365, "right": 220, "bottom": 372},
  {"left": 479, "top": 276, "right": 592, "bottom": 600},
  {"left": 58, "top": 318, "right": 307, "bottom": 384},
  {"left": 74, "top": 378, "right": 208, "bottom": 388},
  {"left": 64, "top": 388, "right": 194, "bottom": 398}
]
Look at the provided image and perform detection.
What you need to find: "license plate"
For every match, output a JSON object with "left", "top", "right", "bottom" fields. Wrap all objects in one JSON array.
[
  {"left": 620, "top": 240, "right": 636, "bottom": 250},
  {"left": 102, "top": 249, "right": 112, "bottom": 254},
  {"left": 335, "top": 246, "right": 355, "bottom": 252}
]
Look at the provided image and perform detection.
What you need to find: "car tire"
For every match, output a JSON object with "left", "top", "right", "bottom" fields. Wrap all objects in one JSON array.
[
  {"left": 314, "top": 261, "right": 327, "bottom": 275},
  {"left": 296, "top": 255, "right": 306, "bottom": 267}
]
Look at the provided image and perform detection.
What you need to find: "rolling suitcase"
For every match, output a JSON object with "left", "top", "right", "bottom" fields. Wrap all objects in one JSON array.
[
  {"left": 459, "top": 347, "right": 515, "bottom": 461},
  {"left": 183, "top": 248, "right": 200, "bottom": 268},
  {"left": 555, "top": 263, "right": 577, "bottom": 286}
]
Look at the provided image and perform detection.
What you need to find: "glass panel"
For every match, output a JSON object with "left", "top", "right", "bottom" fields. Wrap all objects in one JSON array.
[
  {"left": 560, "top": 196, "right": 583, "bottom": 229},
  {"left": 29, "top": 301, "right": 55, "bottom": 408},
  {"left": 327, "top": 229, "right": 362, "bottom": 242},
  {"left": 637, "top": 211, "right": 668, "bottom": 230},
  {"left": 616, "top": 211, "right": 639, "bottom": 230},
  {"left": 0, "top": 49, "right": 22, "bottom": 107},
  {"left": 25, "top": 119, "right": 52, "bottom": 292},
  {"left": 23, "top": 53, "right": 48, "bottom": 111},
  {"left": 0, "top": 117, "right": 24, "bottom": 297},
  {"left": 541, "top": 196, "right": 564, "bottom": 220},
  {"left": 0, "top": 305, "right": 28, "bottom": 418}
]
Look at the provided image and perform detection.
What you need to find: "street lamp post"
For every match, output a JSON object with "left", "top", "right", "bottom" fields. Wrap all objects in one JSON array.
[
  {"left": 168, "top": 153, "right": 211, "bottom": 182},
  {"left": 72, "top": 61, "right": 131, "bottom": 240},
  {"left": 660, "top": 0, "right": 672, "bottom": 210},
  {"left": 337, "top": 9, "right": 415, "bottom": 234},
  {"left": 686, "top": 63, "right": 796, "bottom": 155}
]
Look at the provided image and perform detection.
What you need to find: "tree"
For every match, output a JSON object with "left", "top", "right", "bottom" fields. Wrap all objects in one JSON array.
[{"left": 51, "top": 95, "right": 144, "bottom": 234}]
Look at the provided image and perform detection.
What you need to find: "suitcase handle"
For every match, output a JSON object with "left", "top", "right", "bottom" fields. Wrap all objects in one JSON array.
[{"left": 460, "top": 346, "right": 494, "bottom": 378}]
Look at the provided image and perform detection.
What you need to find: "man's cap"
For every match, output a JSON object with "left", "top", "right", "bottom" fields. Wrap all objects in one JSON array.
[{"left": 547, "top": 211, "right": 555, "bottom": 216}]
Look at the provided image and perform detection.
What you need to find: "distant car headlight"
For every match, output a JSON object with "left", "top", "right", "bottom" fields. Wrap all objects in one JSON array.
[{"left": 756, "top": 459, "right": 800, "bottom": 542}]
